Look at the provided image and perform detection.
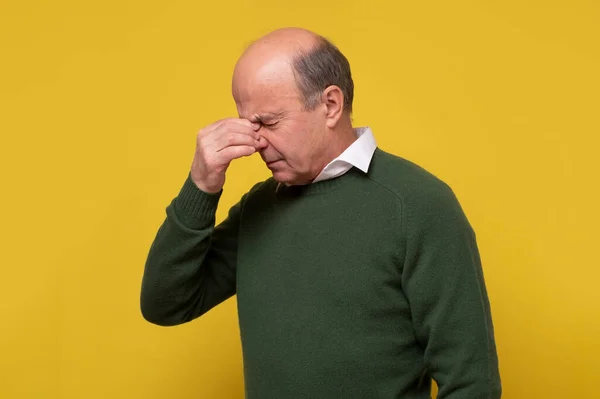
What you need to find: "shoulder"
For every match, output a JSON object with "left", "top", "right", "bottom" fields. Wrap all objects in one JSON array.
[
  {"left": 367, "top": 148, "right": 471, "bottom": 232},
  {"left": 368, "top": 148, "right": 453, "bottom": 200}
]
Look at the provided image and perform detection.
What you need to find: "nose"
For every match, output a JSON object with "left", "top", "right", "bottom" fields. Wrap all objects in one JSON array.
[{"left": 256, "top": 135, "right": 269, "bottom": 151}]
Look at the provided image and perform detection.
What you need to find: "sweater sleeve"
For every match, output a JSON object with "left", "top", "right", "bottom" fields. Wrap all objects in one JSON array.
[
  {"left": 400, "top": 182, "right": 502, "bottom": 398},
  {"left": 140, "top": 173, "right": 249, "bottom": 326}
]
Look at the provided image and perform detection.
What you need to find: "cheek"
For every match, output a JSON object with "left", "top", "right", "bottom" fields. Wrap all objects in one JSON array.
[
  {"left": 265, "top": 126, "right": 295, "bottom": 152},
  {"left": 264, "top": 120, "right": 315, "bottom": 164}
]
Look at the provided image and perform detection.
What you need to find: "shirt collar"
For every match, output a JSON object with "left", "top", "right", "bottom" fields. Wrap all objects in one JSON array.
[
  {"left": 278, "top": 126, "right": 377, "bottom": 188},
  {"left": 334, "top": 126, "right": 377, "bottom": 173}
]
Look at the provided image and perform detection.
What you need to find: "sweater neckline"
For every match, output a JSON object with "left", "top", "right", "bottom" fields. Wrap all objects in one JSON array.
[{"left": 275, "top": 166, "right": 364, "bottom": 198}]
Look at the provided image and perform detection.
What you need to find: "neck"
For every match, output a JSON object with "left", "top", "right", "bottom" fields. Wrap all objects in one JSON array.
[{"left": 310, "top": 121, "right": 356, "bottom": 181}]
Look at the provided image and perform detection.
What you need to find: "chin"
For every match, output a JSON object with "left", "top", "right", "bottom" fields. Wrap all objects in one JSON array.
[
  {"left": 271, "top": 170, "right": 311, "bottom": 186},
  {"left": 271, "top": 170, "right": 293, "bottom": 184}
]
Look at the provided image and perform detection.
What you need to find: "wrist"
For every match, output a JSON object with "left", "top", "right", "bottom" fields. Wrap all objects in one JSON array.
[
  {"left": 173, "top": 173, "right": 223, "bottom": 229},
  {"left": 190, "top": 172, "right": 222, "bottom": 194}
]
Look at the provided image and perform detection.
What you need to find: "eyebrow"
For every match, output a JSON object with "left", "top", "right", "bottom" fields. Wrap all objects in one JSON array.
[{"left": 252, "top": 111, "right": 285, "bottom": 123}]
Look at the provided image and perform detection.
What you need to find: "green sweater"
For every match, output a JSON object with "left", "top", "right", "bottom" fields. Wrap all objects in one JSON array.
[{"left": 141, "top": 148, "right": 501, "bottom": 399}]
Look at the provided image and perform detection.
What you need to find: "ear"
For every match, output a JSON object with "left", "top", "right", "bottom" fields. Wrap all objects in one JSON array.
[{"left": 321, "top": 85, "right": 345, "bottom": 129}]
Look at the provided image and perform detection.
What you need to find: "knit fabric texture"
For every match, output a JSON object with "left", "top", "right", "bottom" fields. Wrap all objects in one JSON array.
[{"left": 141, "top": 148, "right": 501, "bottom": 399}]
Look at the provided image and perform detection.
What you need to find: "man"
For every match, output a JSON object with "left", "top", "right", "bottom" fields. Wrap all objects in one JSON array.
[{"left": 141, "top": 27, "right": 501, "bottom": 398}]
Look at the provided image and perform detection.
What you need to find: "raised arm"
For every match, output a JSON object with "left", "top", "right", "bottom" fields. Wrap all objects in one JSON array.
[{"left": 140, "top": 118, "right": 262, "bottom": 326}]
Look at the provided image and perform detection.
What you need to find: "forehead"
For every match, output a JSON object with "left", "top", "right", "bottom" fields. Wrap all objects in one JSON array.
[
  {"left": 235, "top": 90, "right": 300, "bottom": 121},
  {"left": 232, "top": 57, "right": 303, "bottom": 118}
]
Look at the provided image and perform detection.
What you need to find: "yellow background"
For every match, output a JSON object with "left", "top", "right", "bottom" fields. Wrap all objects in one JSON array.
[{"left": 1, "top": 1, "right": 599, "bottom": 398}]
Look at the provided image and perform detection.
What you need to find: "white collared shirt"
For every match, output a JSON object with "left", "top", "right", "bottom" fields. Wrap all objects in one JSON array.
[{"left": 312, "top": 126, "right": 377, "bottom": 183}]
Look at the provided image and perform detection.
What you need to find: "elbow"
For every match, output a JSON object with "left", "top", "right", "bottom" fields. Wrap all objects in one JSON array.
[
  {"left": 139, "top": 280, "right": 213, "bottom": 326},
  {"left": 140, "top": 291, "right": 207, "bottom": 327},
  {"left": 140, "top": 300, "right": 169, "bottom": 326},
  {"left": 140, "top": 295, "right": 184, "bottom": 327},
  {"left": 140, "top": 309, "right": 165, "bottom": 327}
]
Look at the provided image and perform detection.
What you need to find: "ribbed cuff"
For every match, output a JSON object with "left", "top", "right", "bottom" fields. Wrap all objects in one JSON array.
[{"left": 173, "top": 173, "right": 222, "bottom": 229}]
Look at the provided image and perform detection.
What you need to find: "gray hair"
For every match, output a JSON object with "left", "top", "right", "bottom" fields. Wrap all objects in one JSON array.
[{"left": 291, "top": 37, "right": 354, "bottom": 114}]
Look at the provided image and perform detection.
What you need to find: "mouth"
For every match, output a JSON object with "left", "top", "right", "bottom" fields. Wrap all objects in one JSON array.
[{"left": 266, "top": 160, "right": 283, "bottom": 169}]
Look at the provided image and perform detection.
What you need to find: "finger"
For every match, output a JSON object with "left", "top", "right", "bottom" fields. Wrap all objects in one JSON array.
[
  {"left": 226, "top": 117, "right": 260, "bottom": 130},
  {"left": 221, "top": 119, "right": 261, "bottom": 137},
  {"left": 214, "top": 132, "right": 259, "bottom": 152},
  {"left": 218, "top": 118, "right": 259, "bottom": 132},
  {"left": 205, "top": 123, "right": 260, "bottom": 142},
  {"left": 249, "top": 121, "right": 261, "bottom": 131},
  {"left": 218, "top": 145, "right": 257, "bottom": 163},
  {"left": 202, "top": 118, "right": 257, "bottom": 137}
]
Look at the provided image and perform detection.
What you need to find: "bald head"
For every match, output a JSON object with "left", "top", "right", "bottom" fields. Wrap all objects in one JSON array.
[
  {"left": 243, "top": 27, "right": 321, "bottom": 59},
  {"left": 232, "top": 27, "right": 354, "bottom": 113}
]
